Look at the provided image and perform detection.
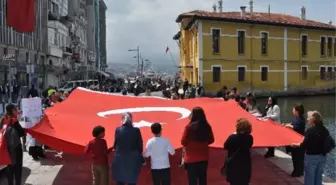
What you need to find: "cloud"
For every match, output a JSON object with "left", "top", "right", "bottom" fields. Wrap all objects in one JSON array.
[{"left": 104, "top": 0, "right": 335, "bottom": 68}]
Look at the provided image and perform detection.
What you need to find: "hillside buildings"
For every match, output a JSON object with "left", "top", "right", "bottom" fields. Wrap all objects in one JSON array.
[{"left": 175, "top": 1, "right": 336, "bottom": 93}]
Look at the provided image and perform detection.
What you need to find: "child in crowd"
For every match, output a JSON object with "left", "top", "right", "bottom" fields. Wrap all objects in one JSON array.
[
  {"left": 85, "top": 126, "right": 112, "bottom": 185},
  {"left": 143, "top": 123, "right": 175, "bottom": 185}
]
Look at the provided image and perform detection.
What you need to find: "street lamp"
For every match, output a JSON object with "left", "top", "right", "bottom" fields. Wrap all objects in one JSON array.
[{"left": 128, "top": 46, "right": 140, "bottom": 74}]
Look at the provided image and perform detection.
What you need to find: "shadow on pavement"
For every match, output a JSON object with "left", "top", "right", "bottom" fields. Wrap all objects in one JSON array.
[
  {"left": 45, "top": 148, "right": 304, "bottom": 185},
  {"left": 0, "top": 167, "right": 31, "bottom": 185}
]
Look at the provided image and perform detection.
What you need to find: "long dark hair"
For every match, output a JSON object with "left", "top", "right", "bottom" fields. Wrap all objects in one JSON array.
[
  {"left": 293, "top": 104, "right": 305, "bottom": 119},
  {"left": 265, "top": 96, "right": 278, "bottom": 110},
  {"left": 263, "top": 96, "right": 278, "bottom": 117},
  {"left": 188, "top": 107, "right": 212, "bottom": 142}
]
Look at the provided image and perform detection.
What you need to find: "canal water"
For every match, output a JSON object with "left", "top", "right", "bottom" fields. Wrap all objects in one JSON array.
[{"left": 259, "top": 95, "right": 336, "bottom": 179}]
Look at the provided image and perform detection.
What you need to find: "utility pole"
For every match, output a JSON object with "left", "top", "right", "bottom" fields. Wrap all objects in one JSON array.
[
  {"left": 137, "top": 46, "right": 139, "bottom": 73},
  {"left": 140, "top": 57, "right": 144, "bottom": 77}
]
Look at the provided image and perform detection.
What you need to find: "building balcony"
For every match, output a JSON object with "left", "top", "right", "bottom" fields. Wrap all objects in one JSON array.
[
  {"left": 48, "top": 10, "right": 59, "bottom": 21},
  {"left": 72, "top": 53, "right": 85, "bottom": 64},
  {"left": 48, "top": 45, "right": 63, "bottom": 58},
  {"left": 63, "top": 47, "right": 72, "bottom": 56}
]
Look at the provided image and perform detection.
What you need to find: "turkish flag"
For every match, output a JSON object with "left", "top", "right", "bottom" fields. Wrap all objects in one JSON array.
[
  {"left": 28, "top": 88, "right": 303, "bottom": 154},
  {"left": 26, "top": 88, "right": 303, "bottom": 184},
  {"left": 7, "top": 0, "right": 35, "bottom": 32},
  {"left": 0, "top": 129, "right": 12, "bottom": 165}
]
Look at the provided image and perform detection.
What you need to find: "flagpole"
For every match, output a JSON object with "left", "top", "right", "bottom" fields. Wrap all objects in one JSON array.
[{"left": 168, "top": 49, "right": 177, "bottom": 66}]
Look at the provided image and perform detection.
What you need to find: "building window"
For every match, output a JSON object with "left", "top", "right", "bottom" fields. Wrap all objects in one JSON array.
[
  {"left": 238, "top": 67, "right": 245, "bottom": 82},
  {"left": 301, "top": 35, "right": 308, "bottom": 56},
  {"left": 327, "top": 66, "right": 333, "bottom": 80},
  {"left": 238, "top": 30, "right": 245, "bottom": 55},
  {"left": 261, "top": 32, "right": 268, "bottom": 55},
  {"left": 212, "top": 29, "right": 220, "bottom": 53},
  {"left": 261, "top": 66, "right": 268, "bottom": 81},
  {"left": 320, "top": 66, "right": 326, "bottom": 80},
  {"left": 301, "top": 66, "right": 308, "bottom": 80},
  {"left": 320, "top": 37, "right": 326, "bottom": 56},
  {"left": 327, "top": 37, "right": 332, "bottom": 56},
  {"left": 212, "top": 66, "right": 221, "bottom": 82}
]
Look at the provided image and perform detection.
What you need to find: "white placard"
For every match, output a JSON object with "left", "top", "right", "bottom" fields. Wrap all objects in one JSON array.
[{"left": 21, "top": 98, "right": 43, "bottom": 117}]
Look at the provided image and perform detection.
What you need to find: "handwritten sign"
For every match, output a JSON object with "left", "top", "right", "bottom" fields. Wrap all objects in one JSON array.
[
  {"left": 21, "top": 98, "right": 42, "bottom": 117},
  {"left": 20, "top": 116, "right": 41, "bottom": 129}
]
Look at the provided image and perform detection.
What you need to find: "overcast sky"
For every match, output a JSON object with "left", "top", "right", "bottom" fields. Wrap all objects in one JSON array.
[{"left": 105, "top": 0, "right": 336, "bottom": 67}]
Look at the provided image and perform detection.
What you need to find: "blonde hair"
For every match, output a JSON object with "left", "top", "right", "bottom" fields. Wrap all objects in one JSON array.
[
  {"left": 307, "top": 110, "right": 323, "bottom": 124},
  {"left": 236, "top": 118, "right": 252, "bottom": 134}
]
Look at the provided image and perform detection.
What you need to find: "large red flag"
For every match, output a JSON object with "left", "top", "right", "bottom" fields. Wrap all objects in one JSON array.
[
  {"left": 7, "top": 0, "right": 35, "bottom": 32},
  {"left": 27, "top": 88, "right": 303, "bottom": 154}
]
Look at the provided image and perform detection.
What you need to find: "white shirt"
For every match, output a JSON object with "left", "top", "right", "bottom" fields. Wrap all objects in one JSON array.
[
  {"left": 265, "top": 105, "right": 281, "bottom": 123},
  {"left": 143, "top": 137, "right": 175, "bottom": 169}
]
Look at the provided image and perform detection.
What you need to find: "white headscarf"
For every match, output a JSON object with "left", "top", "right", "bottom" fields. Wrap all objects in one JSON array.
[{"left": 122, "top": 112, "right": 133, "bottom": 125}]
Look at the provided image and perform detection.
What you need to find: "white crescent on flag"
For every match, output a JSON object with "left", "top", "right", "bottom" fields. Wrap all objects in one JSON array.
[{"left": 97, "top": 107, "right": 191, "bottom": 128}]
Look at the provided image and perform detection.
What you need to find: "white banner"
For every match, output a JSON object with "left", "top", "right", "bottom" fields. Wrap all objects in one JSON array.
[{"left": 21, "top": 98, "right": 43, "bottom": 118}]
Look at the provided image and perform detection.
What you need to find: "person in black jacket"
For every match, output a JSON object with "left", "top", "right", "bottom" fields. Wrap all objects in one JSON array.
[
  {"left": 292, "top": 111, "right": 335, "bottom": 185},
  {"left": 284, "top": 104, "right": 306, "bottom": 177},
  {"left": 224, "top": 118, "right": 253, "bottom": 185},
  {"left": 4, "top": 103, "right": 25, "bottom": 185}
]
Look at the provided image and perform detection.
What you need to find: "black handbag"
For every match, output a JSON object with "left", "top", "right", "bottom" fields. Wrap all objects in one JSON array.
[{"left": 221, "top": 148, "right": 240, "bottom": 176}]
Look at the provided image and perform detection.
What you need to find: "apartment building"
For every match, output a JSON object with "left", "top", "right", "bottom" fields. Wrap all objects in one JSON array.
[
  {"left": 86, "top": 0, "right": 97, "bottom": 70},
  {"left": 86, "top": 0, "right": 108, "bottom": 74},
  {"left": 99, "top": 0, "right": 107, "bottom": 71},
  {"left": 68, "top": 0, "right": 89, "bottom": 79},
  {"left": 47, "top": 0, "right": 73, "bottom": 87},
  {"left": 0, "top": 0, "right": 48, "bottom": 88}
]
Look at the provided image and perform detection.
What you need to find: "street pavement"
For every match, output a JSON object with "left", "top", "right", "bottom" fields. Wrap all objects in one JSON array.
[{"left": 0, "top": 149, "right": 306, "bottom": 185}]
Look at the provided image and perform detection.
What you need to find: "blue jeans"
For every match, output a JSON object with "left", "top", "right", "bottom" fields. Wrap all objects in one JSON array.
[{"left": 304, "top": 154, "right": 326, "bottom": 185}]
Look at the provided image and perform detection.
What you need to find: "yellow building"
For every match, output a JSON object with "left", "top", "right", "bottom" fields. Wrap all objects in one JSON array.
[{"left": 174, "top": 5, "right": 336, "bottom": 93}]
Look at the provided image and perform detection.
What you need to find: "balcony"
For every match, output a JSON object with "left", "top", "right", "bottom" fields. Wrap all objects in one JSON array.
[
  {"left": 72, "top": 53, "right": 82, "bottom": 63},
  {"left": 63, "top": 47, "right": 72, "bottom": 56},
  {"left": 48, "top": 46, "right": 63, "bottom": 58},
  {"left": 48, "top": 10, "right": 59, "bottom": 21},
  {"left": 87, "top": 50, "right": 96, "bottom": 62}
]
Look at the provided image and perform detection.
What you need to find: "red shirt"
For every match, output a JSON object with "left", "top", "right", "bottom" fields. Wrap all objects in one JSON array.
[
  {"left": 85, "top": 138, "right": 109, "bottom": 165},
  {"left": 181, "top": 124, "right": 214, "bottom": 163},
  {"left": 1, "top": 115, "right": 18, "bottom": 126}
]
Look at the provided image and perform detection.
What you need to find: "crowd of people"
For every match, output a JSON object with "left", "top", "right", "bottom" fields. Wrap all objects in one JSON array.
[{"left": 0, "top": 82, "right": 335, "bottom": 185}]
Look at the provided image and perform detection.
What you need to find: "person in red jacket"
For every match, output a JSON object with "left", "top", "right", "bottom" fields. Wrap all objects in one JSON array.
[{"left": 181, "top": 107, "right": 214, "bottom": 185}]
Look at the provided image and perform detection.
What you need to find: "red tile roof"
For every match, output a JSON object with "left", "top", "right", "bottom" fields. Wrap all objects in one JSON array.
[{"left": 176, "top": 10, "right": 336, "bottom": 31}]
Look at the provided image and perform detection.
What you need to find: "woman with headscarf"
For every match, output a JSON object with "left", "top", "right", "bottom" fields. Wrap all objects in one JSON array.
[
  {"left": 111, "top": 112, "right": 144, "bottom": 185},
  {"left": 262, "top": 96, "right": 281, "bottom": 158}
]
